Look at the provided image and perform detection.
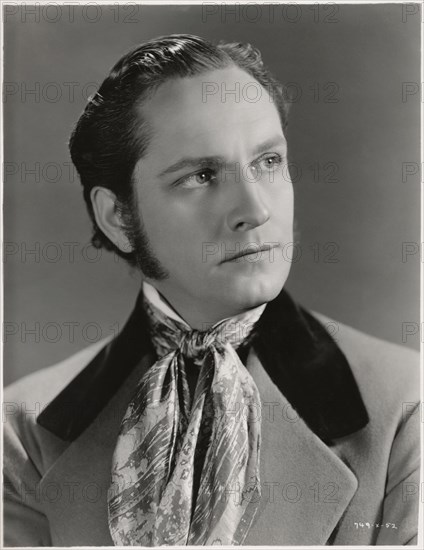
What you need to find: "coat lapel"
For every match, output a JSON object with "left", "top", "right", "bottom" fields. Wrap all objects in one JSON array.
[
  {"left": 243, "top": 351, "right": 358, "bottom": 545},
  {"left": 38, "top": 288, "right": 369, "bottom": 445}
]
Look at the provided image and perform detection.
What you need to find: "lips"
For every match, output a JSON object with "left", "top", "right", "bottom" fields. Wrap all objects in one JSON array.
[{"left": 221, "top": 243, "right": 279, "bottom": 263}]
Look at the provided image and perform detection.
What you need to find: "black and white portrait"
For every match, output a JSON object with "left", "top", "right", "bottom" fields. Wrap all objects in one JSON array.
[{"left": 2, "top": 1, "right": 422, "bottom": 546}]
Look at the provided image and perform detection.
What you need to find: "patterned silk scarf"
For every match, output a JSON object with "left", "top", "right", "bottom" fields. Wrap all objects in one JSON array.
[{"left": 107, "top": 290, "right": 265, "bottom": 546}]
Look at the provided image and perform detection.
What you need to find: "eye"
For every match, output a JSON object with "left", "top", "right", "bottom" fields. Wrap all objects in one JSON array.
[
  {"left": 248, "top": 153, "right": 284, "bottom": 181},
  {"left": 178, "top": 168, "right": 217, "bottom": 188},
  {"left": 257, "top": 153, "right": 283, "bottom": 171}
]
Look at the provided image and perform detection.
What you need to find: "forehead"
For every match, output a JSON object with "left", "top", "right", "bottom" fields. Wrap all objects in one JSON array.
[{"left": 136, "top": 66, "right": 284, "bottom": 160}]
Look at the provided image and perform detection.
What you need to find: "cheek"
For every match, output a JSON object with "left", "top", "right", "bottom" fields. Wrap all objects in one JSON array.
[
  {"left": 269, "top": 182, "right": 294, "bottom": 224},
  {"left": 139, "top": 193, "right": 208, "bottom": 260}
]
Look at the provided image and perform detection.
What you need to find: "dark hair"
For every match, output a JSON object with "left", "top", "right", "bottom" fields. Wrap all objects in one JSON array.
[{"left": 69, "top": 34, "right": 290, "bottom": 266}]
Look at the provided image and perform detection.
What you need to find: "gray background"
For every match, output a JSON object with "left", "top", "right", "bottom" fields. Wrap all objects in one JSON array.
[{"left": 3, "top": 3, "right": 421, "bottom": 386}]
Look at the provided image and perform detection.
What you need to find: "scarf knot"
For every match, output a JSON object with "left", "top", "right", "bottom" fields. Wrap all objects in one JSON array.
[{"left": 146, "top": 297, "right": 261, "bottom": 363}]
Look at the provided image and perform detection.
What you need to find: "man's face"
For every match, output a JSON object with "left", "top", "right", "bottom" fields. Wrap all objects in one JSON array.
[{"left": 131, "top": 65, "right": 293, "bottom": 324}]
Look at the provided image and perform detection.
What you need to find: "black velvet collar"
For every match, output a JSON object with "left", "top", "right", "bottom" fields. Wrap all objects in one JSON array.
[{"left": 37, "top": 288, "right": 369, "bottom": 445}]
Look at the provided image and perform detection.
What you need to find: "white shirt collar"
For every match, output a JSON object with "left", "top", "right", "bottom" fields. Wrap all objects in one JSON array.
[{"left": 142, "top": 281, "right": 191, "bottom": 327}]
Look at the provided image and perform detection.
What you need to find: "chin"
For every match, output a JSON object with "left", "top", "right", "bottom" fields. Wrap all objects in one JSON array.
[{"left": 225, "top": 269, "right": 288, "bottom": 311}]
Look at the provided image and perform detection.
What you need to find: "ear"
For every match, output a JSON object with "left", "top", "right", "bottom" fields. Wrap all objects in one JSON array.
[{"left": 90, "top": 186, "right": 133, "bottom": 253}]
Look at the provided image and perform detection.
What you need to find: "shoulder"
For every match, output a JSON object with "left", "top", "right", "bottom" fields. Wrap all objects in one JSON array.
[
  {"left": 4, "top": 338, "right": 112, "bottom": 477},
  {"left": 4, "top": 338, "right": 111, "bottom": 411},
  {"left": 312, "top": 311, "right": 420, "bottom": 415},
  {"left": 310, "top": 313, "right": 421, "bottom": 544},
  {"left": 4, "top": 337, "right": 112, "bottom": 451}
]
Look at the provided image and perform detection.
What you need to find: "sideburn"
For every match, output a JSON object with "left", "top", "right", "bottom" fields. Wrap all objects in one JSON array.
[{"left": 117, "top": 190, "right": 170, "bottom": 281}]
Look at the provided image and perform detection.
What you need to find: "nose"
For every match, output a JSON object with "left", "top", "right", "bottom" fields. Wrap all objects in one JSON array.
[{"left": 226, "top": 177, "right": 270, "bottom": 232}]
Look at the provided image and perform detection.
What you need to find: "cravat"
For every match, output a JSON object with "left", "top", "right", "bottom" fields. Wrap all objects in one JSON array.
[{"left": 107, "top": 292, "right": 265, "bottom": 546}]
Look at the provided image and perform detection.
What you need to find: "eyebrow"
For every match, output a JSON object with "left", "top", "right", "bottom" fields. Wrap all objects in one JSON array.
[{"left": 157, "top": 135, "right": 287, "bottom": 178}]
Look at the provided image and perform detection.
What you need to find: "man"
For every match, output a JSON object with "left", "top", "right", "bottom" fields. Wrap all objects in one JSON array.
[{"left": 3, "top": 34, "right": 420, "bottom": 546}]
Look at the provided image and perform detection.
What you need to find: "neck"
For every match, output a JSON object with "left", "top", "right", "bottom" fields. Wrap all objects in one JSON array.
[{"left": 143, "top": 280, "right": 265, "bottom": 330}]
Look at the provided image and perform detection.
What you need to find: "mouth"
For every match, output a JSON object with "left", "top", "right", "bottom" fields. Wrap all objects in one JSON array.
[{"left": 221, "top": 243, "right": 280, "bottom": 264}]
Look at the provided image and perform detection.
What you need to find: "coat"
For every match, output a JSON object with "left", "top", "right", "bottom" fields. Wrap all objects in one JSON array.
[{"left": 3, "top": 289, "right": 421, "bottom": 546}]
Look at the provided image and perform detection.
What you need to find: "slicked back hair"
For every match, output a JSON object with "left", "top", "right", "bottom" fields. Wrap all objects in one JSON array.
[{"left": 69, "top": 34, "right": 289, "bottom": 266}]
